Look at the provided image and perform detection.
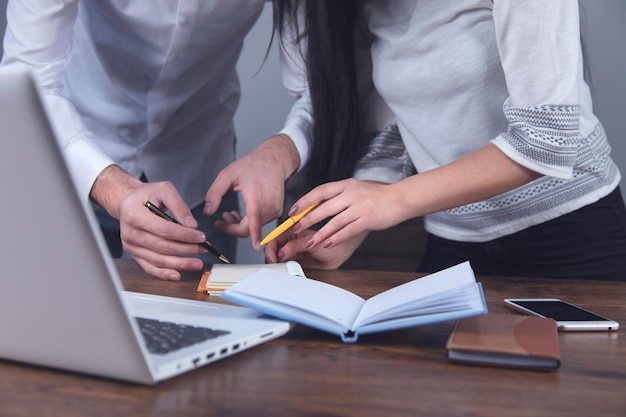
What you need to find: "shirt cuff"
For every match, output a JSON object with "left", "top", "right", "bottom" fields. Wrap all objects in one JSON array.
[
  {"left": 64, "top": 136, "right": 117, "bottom": 202},
  {"left": 491, "top": 104, "right": 580, "bottom": 180}
]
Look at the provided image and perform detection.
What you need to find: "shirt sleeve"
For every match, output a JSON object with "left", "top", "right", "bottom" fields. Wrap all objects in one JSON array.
[
  {"left": 353, "top": 125, "right": 416, "bottom": 183},
  {"left": 276, "top": 8, "right": 313, "bottom": 173},
  {"left": 490, "top": 0, "right": 582, "bottom": 179},
  {"left": 1, "top": 0, "right": 115, "bottom": 201}
]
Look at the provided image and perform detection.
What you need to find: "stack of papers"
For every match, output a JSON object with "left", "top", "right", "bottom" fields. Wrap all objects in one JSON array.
[{"left": 197, "top": 262, "right": 305, "bottom": 296}]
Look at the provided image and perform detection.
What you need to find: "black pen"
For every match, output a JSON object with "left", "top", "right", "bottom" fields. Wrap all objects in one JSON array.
[{"left": 144, "top": 201, "right": 230, "bottom": 264}]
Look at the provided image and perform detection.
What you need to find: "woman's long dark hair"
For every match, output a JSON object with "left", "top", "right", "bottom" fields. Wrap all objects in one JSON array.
[{"left": 273, "top": 0, "right": 361, "bottom": 189}]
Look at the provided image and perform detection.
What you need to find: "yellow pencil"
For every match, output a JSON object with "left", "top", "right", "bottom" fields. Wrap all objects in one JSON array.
[{"left": 260, "top": 202, "right": 321, "bottom": 246}]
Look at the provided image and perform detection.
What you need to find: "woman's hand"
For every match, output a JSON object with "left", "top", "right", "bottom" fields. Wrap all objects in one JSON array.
[
  {"left": 264, "top": 228, "right": 369, "bottom": 270},
  {"left": 283, "top": 179, "right": 407, "bottom": 251}
]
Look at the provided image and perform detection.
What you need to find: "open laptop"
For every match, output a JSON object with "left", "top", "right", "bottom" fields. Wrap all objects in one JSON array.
[{"left": 0, "top": 68, "right": 291, "bottom": 384}]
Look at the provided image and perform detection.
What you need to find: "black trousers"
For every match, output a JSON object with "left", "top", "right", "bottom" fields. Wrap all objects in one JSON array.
[{"left": 418, "top": 187, "right": 626, "bottom": 281}]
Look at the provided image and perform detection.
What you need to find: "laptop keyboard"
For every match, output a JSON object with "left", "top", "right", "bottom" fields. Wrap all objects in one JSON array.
[{"left": 136, "top": 317, "right": 231, "bottom": 355}]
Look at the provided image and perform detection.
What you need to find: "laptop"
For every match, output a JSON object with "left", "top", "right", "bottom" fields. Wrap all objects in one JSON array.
[{"left": 0, "top": 68, "right": 291, "bottom": 384}]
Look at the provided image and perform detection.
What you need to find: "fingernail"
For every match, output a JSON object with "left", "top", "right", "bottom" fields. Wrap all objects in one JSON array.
[
  {"left": 322, "top": 239, "right": 332, "bottom": 249},
  {"left": 184, "top": 215, "right": 195, "bottom": 227},
  {"left": 288, "top": 204, "right": 299, "bottom": 216},
  {"left": 291, "top": 223, "right": 302, "bottom": 233},
  {"left": 203, "top": 202, "right": 212, "bottom": 214},
  {"left": 304, "top": 239, "right": 314, "bottom": 249}
]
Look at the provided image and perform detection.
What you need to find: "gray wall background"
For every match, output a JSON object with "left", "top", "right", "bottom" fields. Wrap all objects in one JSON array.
[{"left": 1, "top": 1, "right": 624, "bottom": 263}]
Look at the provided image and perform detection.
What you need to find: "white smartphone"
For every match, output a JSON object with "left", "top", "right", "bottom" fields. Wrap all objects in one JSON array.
[{"left": 504, "top": 298, "right": 619, "bottom": 331}]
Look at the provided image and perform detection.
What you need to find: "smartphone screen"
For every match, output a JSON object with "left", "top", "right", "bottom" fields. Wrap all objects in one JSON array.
[
  {"left": 509, "top": 300, "right": 607, "bottom": 321},
  {"left": 504, "top": 298, "right": 619, "bottom": 331}
]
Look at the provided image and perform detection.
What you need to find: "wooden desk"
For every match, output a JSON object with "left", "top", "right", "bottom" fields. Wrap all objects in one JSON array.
[{"left": 1, "top": 260, "right": 624, "bottom": 417}]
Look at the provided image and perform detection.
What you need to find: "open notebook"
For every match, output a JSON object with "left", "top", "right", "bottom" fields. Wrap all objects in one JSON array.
[{"left": 0, "top": 68, "right": 290, "bottom": 384}]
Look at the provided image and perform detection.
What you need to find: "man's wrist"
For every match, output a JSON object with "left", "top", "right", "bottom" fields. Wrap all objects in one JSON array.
[
  {"left": 90, "top": 165, "right": 142, "bottom": 219},
  {"left": 261, "top": 134, "right": 301, "bottom": 180}
]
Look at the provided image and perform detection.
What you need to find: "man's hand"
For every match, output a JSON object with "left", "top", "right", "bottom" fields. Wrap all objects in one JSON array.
[
  {"left": 90, "top": 165, "right": 207, "bottom": 280},
  {"left": 204, "top": 134, "right": 300, "bottom": 250}
]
